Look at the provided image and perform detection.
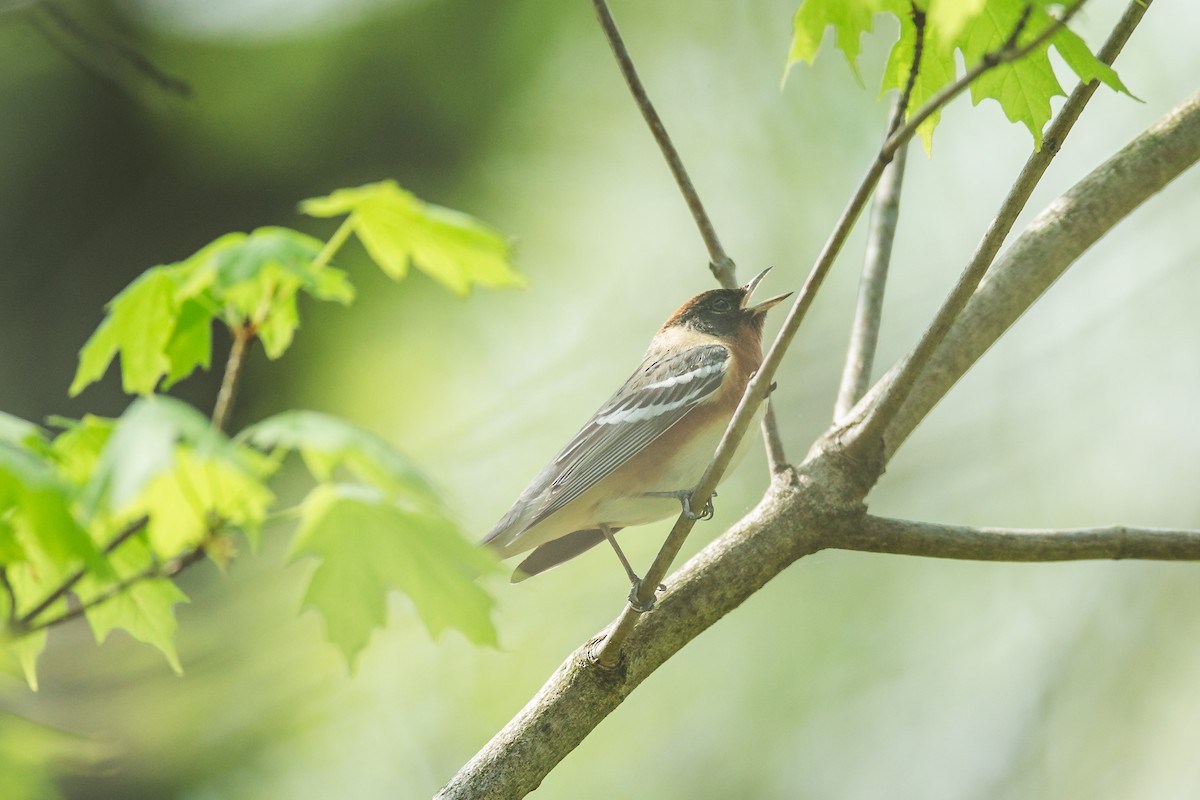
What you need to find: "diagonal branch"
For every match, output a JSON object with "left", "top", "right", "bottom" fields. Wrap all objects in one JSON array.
[
  {"left": 591, "top": 0, "right": 736, "bottom": 288},
  {"left": 21, "top": 544, "right": 206, "bottom": 634},
  {"left": 595, "top": 0, "right": 1078, "bottom": 666},
  {"left": 591, "top": 0, "right": 792, "bottom": 471},
  {"left": 439, "top": 88, "right": 1199, "bottom": 800},
  {"left": 880, "top": 85, "right": 1198, "bottom": 458},
  {"left": 848, "top": 0, "right": 1151, "bottom": 454},
  {"left": 842, "top": 516, "right": 1200, "bottom": 562},
  {"left": 14, "top": 515, "right": 149, "bottom": 629},
  {"left": 834, "top": 4, "right": 924, "bottom": 420}
]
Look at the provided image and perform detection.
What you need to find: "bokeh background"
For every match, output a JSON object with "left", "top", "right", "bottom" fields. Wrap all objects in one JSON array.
[{"left": 2, "top": 0, "right": 1199, "bottom": 797}]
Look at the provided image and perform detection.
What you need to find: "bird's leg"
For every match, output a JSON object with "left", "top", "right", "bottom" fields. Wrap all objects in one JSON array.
[
  {"left": 643, "top": 489, "right": 716, "bottom": 521},
  {"left": 599, "top": 523, "right": 660, "bottom": 613}
]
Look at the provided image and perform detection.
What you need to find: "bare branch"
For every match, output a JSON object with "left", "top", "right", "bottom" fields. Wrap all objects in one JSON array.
[
  {"left": 843, "top": 516, "right": 1200, "bottom": 562},
  {"left": 850, "top": 0, "right": 1152, "bottom": 453},
  {"left": 591, "top": 0, "right": 736, "bottom": 288},
  {"left": 595, "top": 0, "right": 1070, "bottom": 666},
  {"left": 880, "top": 86, "right": 1198, "bottom": 458},
  {"left": 834, "top": 0, "right": 921, "bottom": 421},
  {"left": 28, "top": 1, "right": 191, "bottom": 97}
]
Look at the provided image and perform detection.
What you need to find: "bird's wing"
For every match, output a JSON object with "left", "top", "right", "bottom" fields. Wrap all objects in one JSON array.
[{"left": 519, "top": 342, "right": 731, "bottom": 531}]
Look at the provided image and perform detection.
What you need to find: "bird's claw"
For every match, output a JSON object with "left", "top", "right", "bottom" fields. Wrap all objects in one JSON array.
[
  {"left": 681, "top": 491, "right": 715, "bottom": 521},
  {"left": 628, "top": 579, "right": 665, "bottom": 613},
  {"left": 645, "top": 489, "right": 716, "bottom": 521}
]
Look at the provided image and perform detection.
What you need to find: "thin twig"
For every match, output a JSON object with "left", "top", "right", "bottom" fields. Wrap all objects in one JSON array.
[
  {"left": 23, "top": 545, "right": 206, "bottom": 634},
  {"left": 591, "top": 0, "right": 790, "bottom": 465},
  {"left": 0, "top": 567, "right": 16, "bottom": 624},
  {"left": 594, "top": 1, "right": 1089, "bottom": 667},
  {"left": 211, "top": 324, "right": 253, "bottom": 433},
  {"left": 849, "top": 0, "right": 1147, "bottom": 454},
  {"left": 834, "top": 5, "right": 924, "bottom": 420},
  {"left": 843, "top": 515, "right": 1200, "bottom": 562},
  {"left": 591, "top": 0, "right": 736, "bottom": 288},
  {"left": 15, "top": 515, "right": 149, "bottom": 628},
  {"left": 31, "top": 1, "right": 192, "bottom": 96}
]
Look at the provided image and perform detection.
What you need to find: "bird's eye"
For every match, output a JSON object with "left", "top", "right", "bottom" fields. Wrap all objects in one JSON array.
[{"left": 711, "top": 296, "right": 734, "bottom": 313}]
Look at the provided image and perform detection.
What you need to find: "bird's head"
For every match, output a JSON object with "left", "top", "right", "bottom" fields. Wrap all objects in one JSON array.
[{"left": 662, "top": 268, "right": 791, "bottom": 341}]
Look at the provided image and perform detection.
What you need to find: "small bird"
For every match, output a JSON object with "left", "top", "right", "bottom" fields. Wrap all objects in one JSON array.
[{"left": 482, "top": 268, "right": 790, "bottom": 603}]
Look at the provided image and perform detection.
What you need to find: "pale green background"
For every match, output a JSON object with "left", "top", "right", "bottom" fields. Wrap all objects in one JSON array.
[{"left": 1, "top": 0, "right": 1199, "bottom": 798}]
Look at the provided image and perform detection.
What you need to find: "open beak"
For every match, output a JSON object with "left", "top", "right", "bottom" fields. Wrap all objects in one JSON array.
[{"left": 740, "top": 267, "right": 792, "bottom": 315}]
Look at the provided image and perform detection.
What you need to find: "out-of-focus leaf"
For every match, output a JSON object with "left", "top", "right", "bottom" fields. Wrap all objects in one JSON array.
[
  {"left": 83, "top": 396, "right": 218, "bottom": 515},
  {"left": 290, "top": 484, "right": 497, "bottom": 666},
  {"left": 79, "top": 537, "right": 189, "bottom": 674},
  {"left": 130, "top": 447, "right": 273, "bottom": 557},
  {"left": 300, "top": 180, "right": 523, "bottom": 296},
  {"left": 1, "top": 563, "right": 63, "bottom": 691},
  {"left": 0, "top": 413, "right": 41, "bottom": 447},
  {"left": 161, "top": 299, "right": 213, "bottom": 390},
  {"left": 0, "top": 444, "right": 105, "bottom": 576},
  {"left": 70, "top": 268, "right": 177, "bottom": 396},
  {"left": 48, "top": 416, "right": 114, "bottom": 486},
  {"left": 240, "top": 410, "right": 439, "bottom": 505}
]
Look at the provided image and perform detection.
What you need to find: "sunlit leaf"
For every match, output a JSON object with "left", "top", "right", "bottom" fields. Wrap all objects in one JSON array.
[
  {"left": 300, "top": 180, "right": 524, "bottom": 296},
  {"left": 83, "top": 396, "right": 218, "bottom": 515},
  {"left": 290, "top": 484, "right": 497, "bottom": 665},
  {"left": 79, "top": 537, "right": 189, "bottom": 674},
  {"left": 161, "top": 299, "right": 213, "bottom": 390},
  {"left": 791, "top": 0, "right": 1134, "bottom": 151},
  {"left": 784, "top": 0, "right": 902, "bottom": 85},
  {"left": 131, "top": 447, "right": 274, "bottom": 557},
  {"left": 70, "top": 268, "right": 176, "bottom": 396},
  {"left": 240, "top": 410, "right": 439, "bottom": 505}
]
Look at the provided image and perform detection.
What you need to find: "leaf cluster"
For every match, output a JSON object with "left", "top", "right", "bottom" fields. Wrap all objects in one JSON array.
[{"left": 2, "top": 181, "right": 521, "bottom": 683}]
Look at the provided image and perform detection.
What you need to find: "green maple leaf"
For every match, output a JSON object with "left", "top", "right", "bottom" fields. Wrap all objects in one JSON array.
[
  {"left": 788, "top": 0, "right": 1133, "bottom": 151},
  {"left": 70, "top": 227, "right": 355, "bottom": 397},
  {"left": 71, "top": 268, "right": 178, "bottom": 396},
  {"left": 79, "top": 537, "right": 189, "bottom": 673},
  {"left": 301, "top": 181, "right": 524, "bottom": 296},
  {"left": 239, "top": 410, "right": 440, "bottom": 506},
  {"left": 290, "top": 484, "right": 498, "bottom": 666}
]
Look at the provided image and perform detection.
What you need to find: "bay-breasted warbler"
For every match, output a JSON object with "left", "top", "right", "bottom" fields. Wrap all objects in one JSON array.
[{"left": 482, "top": 268, "right": 789, "bottom": 600}]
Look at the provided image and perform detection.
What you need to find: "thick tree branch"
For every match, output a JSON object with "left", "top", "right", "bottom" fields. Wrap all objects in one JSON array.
[
  {"left": 597, "top": 0, "right": 1067, "bottom": 664},
  {"left": 878, "top": 86, "right": 1200, "bottom": 458},
  {"left": 850, "top": 0, "right": 1152, "bottom": 453},
  {"left": 842, "top": 516, "right": 1200, "bottom": 562},
  {"left": 441, "top": 52, "right": 1196, "bottom": 800}
]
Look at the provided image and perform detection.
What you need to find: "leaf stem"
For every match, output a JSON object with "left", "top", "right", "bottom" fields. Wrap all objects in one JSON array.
[
  {"left": 20, "top": 545, "right": 206, "bottom": 635},
  {"left": 212, "top": 324, "right": 253, "bottom": 433},
  {"left": 14, "top": 515, "right": 150, "bottom": 629},
  {"left": 310, "top": 216, "right": 355, "bottom": 273}
]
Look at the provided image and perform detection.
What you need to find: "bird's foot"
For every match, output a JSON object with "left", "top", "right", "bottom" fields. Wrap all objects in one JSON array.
[
  {"left": 627, "top": 578, "right": 666, "bottom": 613},
  {"left": 644, "top": 489, "right": 716, "bottom": 521}
]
